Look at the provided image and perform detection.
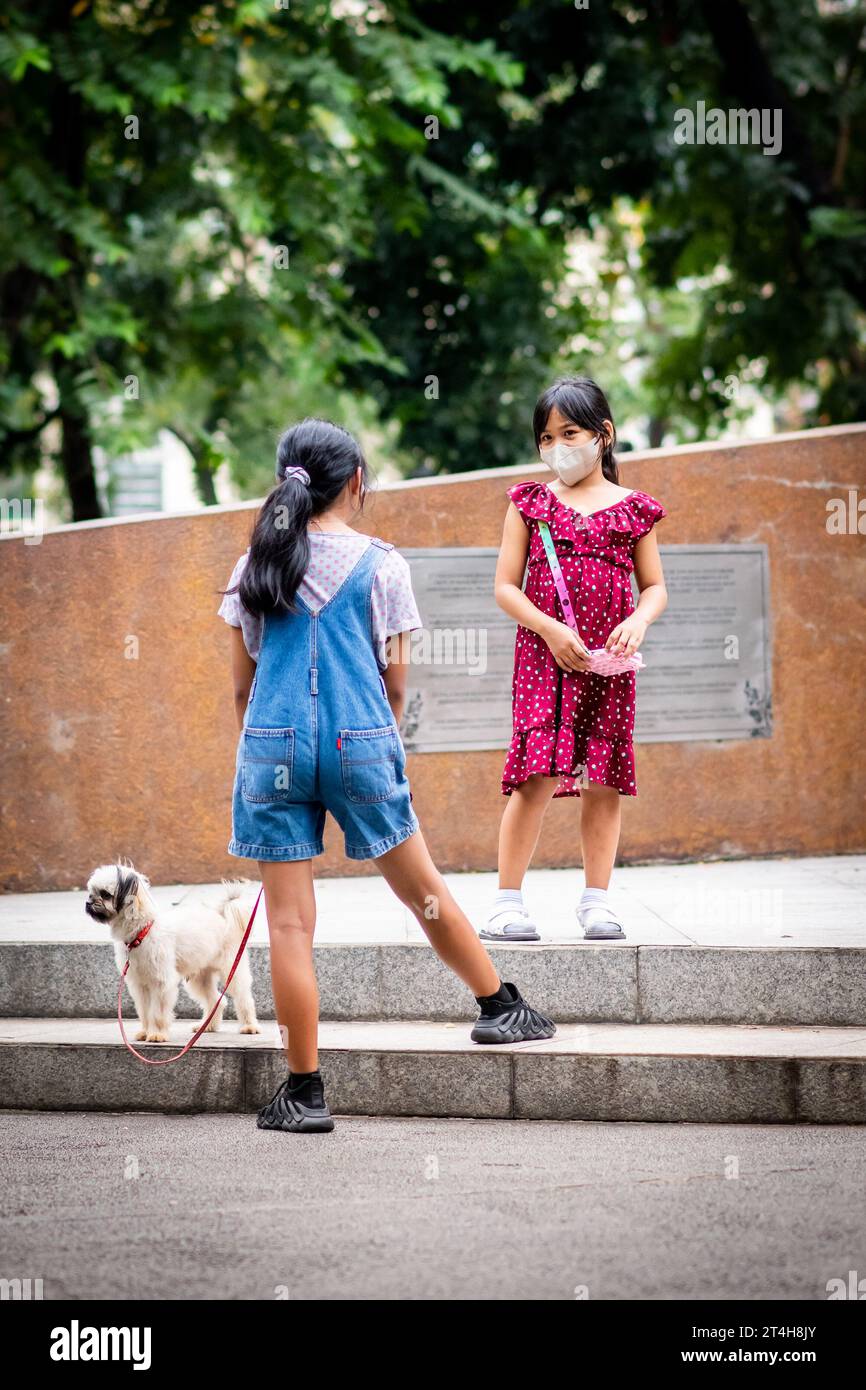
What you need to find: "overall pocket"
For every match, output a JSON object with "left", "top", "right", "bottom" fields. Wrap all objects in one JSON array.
[
  {"left": 340, "top": 725, "right": 398, "bottom": 804},
  {"left": 241, "top": 727, "right": 294, "bottom": 803}
]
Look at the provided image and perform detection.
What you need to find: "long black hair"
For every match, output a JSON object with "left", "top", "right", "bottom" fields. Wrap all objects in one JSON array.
[
  {"left": 532, "top": 377, "right": 619, "bottom": 484},
  {"left": 227, "top": 417, "right": 371, "bottom": 617}
]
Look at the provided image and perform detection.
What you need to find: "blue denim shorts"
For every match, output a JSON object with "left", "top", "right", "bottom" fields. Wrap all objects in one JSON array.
[{"left": 228, "top": 721, "right": 419, "bottom": 863}]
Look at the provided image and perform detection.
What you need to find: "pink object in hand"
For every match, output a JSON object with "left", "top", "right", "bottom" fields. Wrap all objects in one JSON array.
[{"left": 586, "top": 648, "right": 645, "bottom": 676}]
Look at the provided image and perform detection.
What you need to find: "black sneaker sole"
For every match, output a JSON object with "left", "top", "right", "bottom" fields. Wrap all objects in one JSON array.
[
  {"left": 257, "top": 1105, "right": 334, "bottom": 1133},
  {"left": 256, "top": 1084, "right": 335, "bottom": 1133},
  {"left": 470, "top": 999, "right": 556, "bottom": 1045}
]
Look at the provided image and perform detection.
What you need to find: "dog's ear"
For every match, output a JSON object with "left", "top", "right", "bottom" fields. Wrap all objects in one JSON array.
[{"left": 114, "top": 866, "right": 140, "bottom": 913}]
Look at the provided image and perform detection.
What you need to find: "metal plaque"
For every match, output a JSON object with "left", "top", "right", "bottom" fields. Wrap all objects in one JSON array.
[
  {"left": 400, "top": 545, "right": 772, "bottom": 753},
  {"left": 634, "top": 545, "right": 772, "bottom": 742},
  {"left": 399, "top": 548, "right": 514, "bottom": 753}
]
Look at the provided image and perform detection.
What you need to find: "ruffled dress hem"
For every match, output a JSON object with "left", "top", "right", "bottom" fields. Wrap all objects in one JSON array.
[{"left": 501, "top": 725, "right": 636, "bottom": 799}]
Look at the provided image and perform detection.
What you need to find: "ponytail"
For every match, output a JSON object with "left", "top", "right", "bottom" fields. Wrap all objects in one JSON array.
[
  {"left": 599, "top": 429, "right": 618, "bottom": 485},
  {"left": 230, "top": 418, "right": 370, "bottom": 618}
]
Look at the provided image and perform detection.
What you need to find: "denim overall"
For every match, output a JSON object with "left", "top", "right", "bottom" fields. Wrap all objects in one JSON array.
[{"left": 228, "top": 537, "right": 419, "bottom": 862}]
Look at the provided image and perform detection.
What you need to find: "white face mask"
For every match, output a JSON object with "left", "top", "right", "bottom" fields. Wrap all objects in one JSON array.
[{"left": 539, "top": 438, "right": 600, "bottom": 486}]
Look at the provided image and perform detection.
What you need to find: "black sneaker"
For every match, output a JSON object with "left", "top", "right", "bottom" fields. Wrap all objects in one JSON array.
[
  {"left": 256, "top": 1072, "right": 335, "bottom": 1133},
  {"left": 470, "top": 982, "right": 556, "bottom": 1044}
]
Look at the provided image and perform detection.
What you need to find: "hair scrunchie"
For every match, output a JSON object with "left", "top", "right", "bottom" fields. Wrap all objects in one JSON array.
[{"left": 282, "top": 465, "right": 311, "bottom": 486}]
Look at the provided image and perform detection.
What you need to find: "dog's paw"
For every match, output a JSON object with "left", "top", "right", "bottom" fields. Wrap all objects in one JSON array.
[
  {"left": 145, "top": 1031, "right": 169, "bottom": 1043},
  {"left": 134, "top": 1030, "right": 148, "bottom": 1042},
  {"left": 240, "top": 1024, "right": 261, "bottom": 1035}
]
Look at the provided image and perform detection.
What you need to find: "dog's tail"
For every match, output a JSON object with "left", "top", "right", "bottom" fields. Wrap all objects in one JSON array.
[
  {"left": 220, "top": 878, "right": 260, "bottom": 940},
  {"left": 220, "top": 877, "right": 255, "bottom": 903}
]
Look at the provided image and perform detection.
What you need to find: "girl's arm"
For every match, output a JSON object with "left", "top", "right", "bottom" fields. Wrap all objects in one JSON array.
[
  {"left": 230, "top": 626, "right": 257, "bottom": 732},
  {"left": 494, "top": 503, "right": 591, "bottom": 672},
  {"left": 606, "top": 531, "right": 668, "bottom": 656},
  {"left": 383, "top": 635, "right": 410, "bottom": 725}
]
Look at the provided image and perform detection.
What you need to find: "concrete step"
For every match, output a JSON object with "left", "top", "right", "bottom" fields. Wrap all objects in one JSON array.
[
  {"left": 2, "top": 938, "right": 865, "bottom": 1026},
  {"left": 2, "top": 1018, "right": 865, "bottom": 1123},
  {"left": 3, "top": 858, "right": 865, "bottom": 1026}
]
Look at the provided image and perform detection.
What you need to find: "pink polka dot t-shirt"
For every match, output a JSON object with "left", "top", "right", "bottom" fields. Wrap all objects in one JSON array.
[
  {"left": 218, "top": 533, "right": 422, "bottom": 671},
  {"left": 502, "top": 481, "right": 667, "bottom": 799}
]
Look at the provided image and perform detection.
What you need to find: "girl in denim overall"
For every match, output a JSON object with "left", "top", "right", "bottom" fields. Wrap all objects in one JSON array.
[{"left": 222, "top": 419, "right": 555, "bottom": 1133}]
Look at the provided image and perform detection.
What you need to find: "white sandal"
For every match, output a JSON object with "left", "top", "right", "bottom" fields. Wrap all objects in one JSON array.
[
  {"left": 577, "top": 902, "right": 626, "bottom": 941},
  {"left": 479, "top": 904, "right": 541, "bottom": 943}
]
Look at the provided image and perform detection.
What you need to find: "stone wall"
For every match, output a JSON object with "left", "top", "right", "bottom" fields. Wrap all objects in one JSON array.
[{"left": 1, "top": 423, "right": 863, "bottom": 890}]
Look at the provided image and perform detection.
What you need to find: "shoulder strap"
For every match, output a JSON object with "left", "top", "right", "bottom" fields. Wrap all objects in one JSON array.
[
  {"left": 537, "top": 520, "right": 578, "bottom": 630},
  {"left": 368, "top": 537, "right": 394, "bottom": 552}
]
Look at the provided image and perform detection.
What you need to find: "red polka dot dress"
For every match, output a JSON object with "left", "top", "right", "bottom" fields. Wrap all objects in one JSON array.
[{"left": 502, "top": 481, "right": 667, "bottom": 799}]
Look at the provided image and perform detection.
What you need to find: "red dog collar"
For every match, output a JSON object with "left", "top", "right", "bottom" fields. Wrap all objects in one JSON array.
[{"left": 127, "top": 921, "right": 154, "bottom": 951}]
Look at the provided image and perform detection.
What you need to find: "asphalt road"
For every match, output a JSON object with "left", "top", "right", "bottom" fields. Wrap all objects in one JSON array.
[{"left": 1, "top": 1111, "right": 864, "bottom": 1301}]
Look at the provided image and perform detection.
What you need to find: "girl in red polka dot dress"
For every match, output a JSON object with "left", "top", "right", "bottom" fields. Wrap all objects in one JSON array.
[{"left": 484, "top": 378, "right": 668, "bottom": 943}]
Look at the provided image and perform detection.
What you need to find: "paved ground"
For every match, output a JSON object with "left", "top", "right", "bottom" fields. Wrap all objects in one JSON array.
[
  {"left": 1, "top": 1110, "right": 863, "bottom": 1300},
  {"left": 3, "top": 857, "right": 863, "bottom": 1301},
  {"left": 3, "top": 855, "right": 865, "bottom": 947},
  {"left": 5, "top": 1018, "right": 866, "bottom": 1056}
]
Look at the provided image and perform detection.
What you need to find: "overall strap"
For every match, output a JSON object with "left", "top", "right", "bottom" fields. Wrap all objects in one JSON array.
[
  {"left": 320, "top": 533, "right": 392, "bottom": 612},
  {"left": 356, "top": 537, "right": 394, "bottom": 639},
  {"left": 348, "top": 535, "right": 394, "bottom": 587},
  {"left": 363, "top": 536, "right": 394, "bottom": 589},
  {"left": 353, "top": 534, "right": 393, "bottom": 582}
]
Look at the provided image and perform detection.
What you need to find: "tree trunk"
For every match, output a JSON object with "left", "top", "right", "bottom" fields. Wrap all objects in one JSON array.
[
  {"left": 58, "top": 399, "right": 101, "bottom": 521},
  {"left": 698, "top": 0, "right": 827, "bottom": 201},
  {"left": 47, "top": 1, "right": 102, "bottom": 521},
  {"left": 193, "top": 458, "right": 218, "bottom": 507},
  {"left": 168, "top": 425, "right": 219, "bottom": 506},
  {"left": 648, "top": 416, "right": 667, "bottom": 450}
]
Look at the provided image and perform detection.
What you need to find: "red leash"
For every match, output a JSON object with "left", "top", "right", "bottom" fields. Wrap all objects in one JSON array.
[{"left": 117, "top": 885, "right": 264, "bottom": 1066}]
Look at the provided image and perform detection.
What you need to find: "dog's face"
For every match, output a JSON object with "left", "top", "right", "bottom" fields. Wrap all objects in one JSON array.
[{"left": 84, "top": 864, "right": 146, "bottom": 924}]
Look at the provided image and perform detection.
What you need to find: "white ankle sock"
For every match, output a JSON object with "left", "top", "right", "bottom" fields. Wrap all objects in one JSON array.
[
  {"left": 495, "top": 888, "right": 524, "bottom": 908},
  {"left": 580, "top": 887, "right": 609, "bottom": 908}
]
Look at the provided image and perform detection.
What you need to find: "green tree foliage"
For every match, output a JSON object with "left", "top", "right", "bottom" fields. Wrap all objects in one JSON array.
[
  {"left": 1, "top": 1, "right": 863, "bottom": 517},
  {"left": 376, "top": 0, "right": 866, "bottom": 448},
  {"left": 0, "top": 0, "right": 530, "bottom": 516}
]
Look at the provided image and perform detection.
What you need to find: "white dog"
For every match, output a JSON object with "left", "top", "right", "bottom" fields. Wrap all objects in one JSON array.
[{"left": 85, "top": 862, "right": 261, "bottom": 1043}]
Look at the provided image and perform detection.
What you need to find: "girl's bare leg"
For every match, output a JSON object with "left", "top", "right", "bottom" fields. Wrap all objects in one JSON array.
[
  {"left": 497, "top": 774, "right": 559, "bottom": 888},
  {"left": 375, "top": 831, "right": 500, "bottom": 997},
  {"left": 258, "top": 858, "right": 319, "bottom": 1073},
  {"left": 579, "top": 784, "right": 622, "bottom": 889}
]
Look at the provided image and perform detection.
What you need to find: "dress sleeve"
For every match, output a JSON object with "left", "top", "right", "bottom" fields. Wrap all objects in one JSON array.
[
  {"left": 625, "top": 492, "right": 667, "bottom": 539},
  {"left": 371, "top": 548, "right": 423, "bottom": 670},
  {"left": 505, "top": 480, "right": 553, "bottom": 526}
]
